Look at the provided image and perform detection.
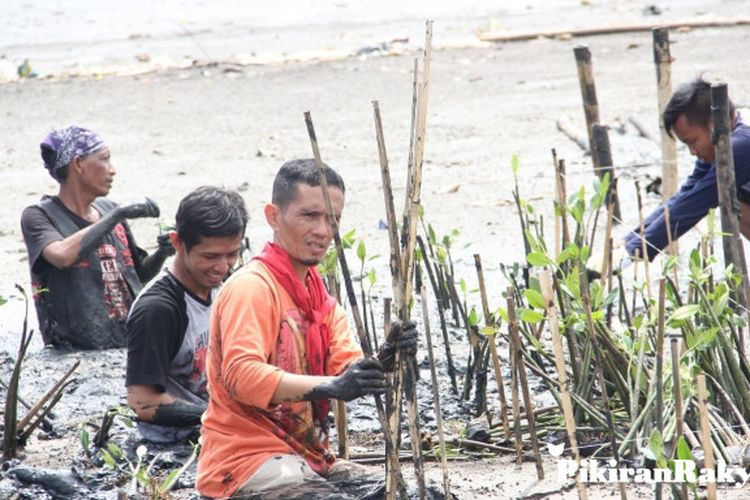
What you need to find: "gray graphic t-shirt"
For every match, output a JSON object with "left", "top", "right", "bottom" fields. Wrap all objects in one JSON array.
[{"left": 126, "top": 270, "right": 215, "bottom": 443}]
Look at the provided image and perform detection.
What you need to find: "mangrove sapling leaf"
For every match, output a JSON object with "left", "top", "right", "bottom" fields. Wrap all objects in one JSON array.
[
  {"left": 356, "top": 240, "right": 366, "bottom": 262},
  {"left": 80, "top": 428, "right": 90, "bottom": 455},
  {"left": 646, "top": 429, "right": 669, "bottom": 469},
  {"left": 668, "top": 304, "right": 701, "bottom": 326},
  {"left": 511, "top": 153, "right": 520, "bottom": 175},
  {"left": 526, "top": 251, "right": 552, "bottom": 267},
  {"left": 467, "top": 307, "right": 479, "bottom": 327},
  {"left": 497, "top": 307, "right": 509, "bottom": 323},
  {"left": 524, "top": 289, "right": 545, "bottom": 310},
  {"left": 519, "top": 309, "right": 544, "bottom": 324}
]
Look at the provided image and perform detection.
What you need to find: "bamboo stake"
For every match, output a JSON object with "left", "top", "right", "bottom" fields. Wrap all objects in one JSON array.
[
  {"left": 574, "top": 46, "right": 601, "bottom": 177},
  {"left": 396, "top": 21, "right": 433, "bottom": 500},
  {"left": 507, "top": 289, "right": 544, "bottom": 479},
  {"left": 539, "top": 270, "right": 588, "bottom": 500},
  {"left": 373, "top": 100, "right": 402, "bottom": 305},
  {"left": 506, "top": 290, "right": 524, "bottom": 465},
  {"left": 696, "top": 374, "right": 717, "bottom": 500},
  {"left": 712, "top": 83, "right": 750, "bottom": 351},
  {"left": 303, "top": 111, "right": 406, "bottom": 498},
  {"left": 600, "top": 178, "right": 618, "bottom": 287},
  {"left": 419, "top": 285, "right": 451, "bottom": 498},
  {"left": 654, "top": 279, "right": 665, "bottom": 500},
  {"left": 17, "top": 360, "right": 80, "bottom": 434},
  {"left": 635, "top": 180, "right": 653, "bottom": 299},
  {"left": 552, "top": 149, "right": 562, "bottom": 258},
  {"left": 335, "top": 400, "right": 349, "bottom": 460},
  {"left": 578, "top": 271, "right": 626, "bottom": 500},
  {"left": 591, "top": 124, "right": 621, "bottom": 220},
  {"left": 556, "top": 158, "right": 571, "bottom": 249},
  {"left": 652, "top": 28, "right": 679, "bottom": 205},
  {"left": 417, "top": 236, "right": 458, "bottom": 392},
  {"left": 475, "top": 254, "right": 511, "bottom": 439},
  {"left": 663, "top": 205, "right": 679, "bottom": 293}
]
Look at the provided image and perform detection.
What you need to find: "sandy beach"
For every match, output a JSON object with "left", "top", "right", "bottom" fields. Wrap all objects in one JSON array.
[{"left": 1, "top": 1, "right": 750, "bottom": 498}]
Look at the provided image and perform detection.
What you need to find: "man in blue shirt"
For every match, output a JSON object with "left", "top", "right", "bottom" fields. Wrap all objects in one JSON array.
[{"left": 624, "top": 77, "right": 750, "bottom": 260}]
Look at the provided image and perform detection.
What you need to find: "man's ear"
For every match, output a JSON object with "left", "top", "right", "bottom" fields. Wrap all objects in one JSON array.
[
  {"left": 169, "top": 231, "right": 183, "bottom": 252},
  {"left": 264, "top": 203, "right": 280, "bottom": 232}
]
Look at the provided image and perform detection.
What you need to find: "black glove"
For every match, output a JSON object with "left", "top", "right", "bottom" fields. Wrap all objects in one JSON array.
[
  {"left": 157, "top": 232, "right": 176, "bottom": 256},
  {"left": 378, "top": 320, "right": 418, "bottom": 372},
  {"left": 313, "top": 357, "right": 387, "bottom": 402},
  {"left": 119, "top": 197, "right": 160, "bottom": 219}
]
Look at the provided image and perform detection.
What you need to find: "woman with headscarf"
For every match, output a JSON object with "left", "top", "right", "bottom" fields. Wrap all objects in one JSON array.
[{"left": 20, "top": 125, "right": 174, "bottom": 350}]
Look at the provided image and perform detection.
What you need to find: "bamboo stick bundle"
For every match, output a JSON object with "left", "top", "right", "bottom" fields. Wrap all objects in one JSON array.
[{"left": 304, "top": 111, "right": 406, "bottom": 498}]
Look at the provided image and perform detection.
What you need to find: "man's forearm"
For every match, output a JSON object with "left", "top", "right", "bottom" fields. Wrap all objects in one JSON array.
[
  {"left": 270, "top": 373, "right": 335, "bottom": 404},
  {"left": 151, "top": 399, "right": 207, "bottom": 427},
  {"left": 137, "top": 249, "right": 169, "bottom": 282}
]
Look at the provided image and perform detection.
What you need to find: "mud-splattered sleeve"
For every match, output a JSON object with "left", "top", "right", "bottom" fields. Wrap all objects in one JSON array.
[
  {"left": 325, "top": 304, "right": 364, "bottom": 376},
  {"left": 215, "top": 270, "right": 285, "bottom": 408}
]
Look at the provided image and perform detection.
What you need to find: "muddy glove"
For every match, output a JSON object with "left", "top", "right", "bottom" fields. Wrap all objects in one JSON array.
[
  {"left": 119, "top": 197, "right": 160, "bottom": 219},
  {"left": 308, "top": 357, "right": 387, "bottom": 402},
  {"left": 377, "top": 320, "right": 418, "bottom": 372},
  {"left": 156, "top": 232, "right": 176, "bottom": 256}
]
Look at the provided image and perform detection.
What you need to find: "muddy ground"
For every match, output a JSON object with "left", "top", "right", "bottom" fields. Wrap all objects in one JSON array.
[{"left": 1, "top": 3, "right": 750, "bottom": 499}]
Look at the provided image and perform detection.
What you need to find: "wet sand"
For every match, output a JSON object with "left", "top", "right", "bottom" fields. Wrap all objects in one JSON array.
[{"left": 1, "top": 1, "right": 750, "bottom": 497}]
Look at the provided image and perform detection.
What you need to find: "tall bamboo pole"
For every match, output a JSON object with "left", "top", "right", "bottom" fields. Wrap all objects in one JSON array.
[
  {"left": 507, "top": 289, "right": 544, "bottom": 479},
  {"left": 539, "top": 270, "right": 588, "bottom": 499},
  {"left": 591, "top": 124, "right": 621, "bottom": 220},
  {"left": 696, "top": 374, "right": 717, "bottom": 500},
  {"left": 712, "top": 83, "right": 750, "bottom": 351},
  {"left": 574, "top": 46, "right": 600, "bottom": 174},
  {"left": 475, "top": 254, "right": 511, "bottom": 439},
  {"left": 652, "top": 28, "right": 679, "bottom": 204},
  {"left": 420, "top": 285, "right": 451, "bottom": 497},
  {"left": 670, "top": 337, "right": 689, "bottom": 500},
  {"left": 579, "top": 271, "right": 626, "bottom": 500},
  {"left": 304, "top": 111, "right": 405, "bottom": 498}
]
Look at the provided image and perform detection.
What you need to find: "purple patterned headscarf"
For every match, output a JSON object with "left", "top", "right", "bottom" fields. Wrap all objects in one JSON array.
[{"left": 40, "top": 125, "right": 105, "bottom": 183}]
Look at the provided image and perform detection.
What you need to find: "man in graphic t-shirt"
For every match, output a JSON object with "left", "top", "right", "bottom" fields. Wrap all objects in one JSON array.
[
  {"left": 20, "top": 125, "right": 170, "bottom": 350},
  {"left": 126, "top": 186, "right": 248, "bottom": 443}
]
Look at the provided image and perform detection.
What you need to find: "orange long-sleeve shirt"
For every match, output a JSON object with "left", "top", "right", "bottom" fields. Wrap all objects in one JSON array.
[{"left": 196, "top": 260, "right": 363, "bottom": 498}]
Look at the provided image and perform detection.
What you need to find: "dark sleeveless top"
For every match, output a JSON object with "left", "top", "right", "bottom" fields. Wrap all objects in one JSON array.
[{"left": 24, "top": 197, "right": 143, "bottom": 349}]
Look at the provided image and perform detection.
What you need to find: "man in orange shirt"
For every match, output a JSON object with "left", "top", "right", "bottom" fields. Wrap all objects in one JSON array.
[{"left": 197, "top": 159, "right": 417, "bottom": 498}]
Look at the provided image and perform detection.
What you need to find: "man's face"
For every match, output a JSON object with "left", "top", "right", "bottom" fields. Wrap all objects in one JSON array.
[
  {"left": 75, "top": 147, "right": 115, "bottom": 196},
  {"left": 171, "top": 232, "right": 243, "bottom": 296},
  {"left": 673, "top": 114, "right": 715, "bottom": 163},
  {"left": 266, "top": 183, "right": 344, "bottom": 279}
]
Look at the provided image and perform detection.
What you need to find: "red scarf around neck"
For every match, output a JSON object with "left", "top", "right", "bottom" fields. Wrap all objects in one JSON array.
[{"left": 254, "top": 242, "right": 336, "bottom": 428}]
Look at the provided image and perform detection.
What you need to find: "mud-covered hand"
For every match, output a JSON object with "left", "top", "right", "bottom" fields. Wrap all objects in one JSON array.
[
  {"left": 377, "top": 320, "right": 419, "bottom": 372},
  {"left": 119, "top": 197, "right": 160, "bottom": 219},
  {"left": 312, "top": 357, "right": 387, "bottom": 402},
  {"left": 156, "top": 232, "right": 176, "bottom": 256}
]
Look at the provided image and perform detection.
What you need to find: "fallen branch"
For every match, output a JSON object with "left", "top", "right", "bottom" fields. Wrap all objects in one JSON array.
[{"left": 478, "top": 17, "right": 750, "bottom": 43}]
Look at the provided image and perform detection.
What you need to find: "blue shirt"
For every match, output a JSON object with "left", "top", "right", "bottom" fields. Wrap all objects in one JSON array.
[{"left": 625, "top": 117, "right": 750, "bottom": 260}]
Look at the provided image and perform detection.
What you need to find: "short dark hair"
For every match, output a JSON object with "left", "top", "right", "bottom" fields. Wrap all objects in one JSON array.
[
  {"left": 175, "top": 186, "right": 248, "bottom": 250},
  {"left": 663, "top": 76, "right": 736, "bottom": 139},
  {"left": 271, "top": 158, "right": 345, "bottom": 210}
]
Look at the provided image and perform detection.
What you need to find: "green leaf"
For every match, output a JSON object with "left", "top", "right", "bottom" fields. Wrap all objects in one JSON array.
[
  {"left": 356, "top": 240, "right": 366, "bottom": 262},
  {"left": 497, "top": 307, "right": 509, "bottom": 322},
  {"left": 524, "top": 289, "right": 545, "bottom": 310},
  {"left": 0, "top": 295, "right": 6, "bottom": 306},
  {"left": 686, "top": 327, "right": 719, "bottom": 351},
  {"left": 80, "top": 429, "right": 90, "bottom": 452},
  {"left": 511, "top": 154, "right": 519, "bottom": 175},
  {"left": 675, "top": 436, "right": 694, "bottom": 461},
  {"left": 468, "top": 307, "right": 479, "bottom": 327},
  {"left": 479, "top": 326, "right": 497, "bottom": 337},
  {"left": 460, "top": 278, "right": 468, "bottom": 294},
  {"left": 526, "top": 252, "right": 552, "bottom": 267},
  {"left": 711, "top": 288, "right": 729, "bottom": 318},
  {"left": 647, "top": 429, "right": 668, "bottom": 469},
  {"left": 556, "top": 243, "right": 579, "bottom": 264},
  {"left": 668, "top": 304, "right": 700, "bottom": 324},
  {"left": 368, "top": 268, "right": 377, "bottom": 287},
  {"left": 100, "top": 449, "right": 117, "bottom": 468},
  {"left": 527, "top": 333, "right": 544, "bottom": 352},
  {"left": 520, "top": 309, "right": 544, "bottom": 324},
  {"left": 418, "top": 204, "right": 425, "bottom": 219}
]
